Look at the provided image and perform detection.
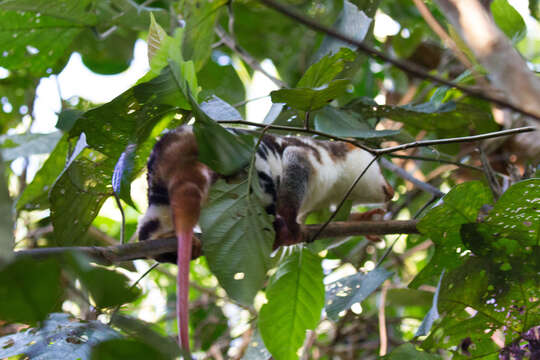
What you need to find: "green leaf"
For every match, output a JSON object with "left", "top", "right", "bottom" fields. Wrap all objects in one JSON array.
[
  {"left": 67, "top": 253, "right": 140, "bottom": 309},
  {"left": 411, "top": 181, "right": 493, "bottom": 288},
  {"left": 491, "top": 0, "right": 527, "bottom": 43},
  {"left": 484, "top": 179, "right": 539, "bottom": 246},
  {"left": 313, "top": 106, "right": 399, "bottom": 139},
  {"left": 0, "top": 0, "right": 96, "bottom": 76},
  {"left": 381, "top": 343, "right": 442, "bottom": 359},
  {"left": 297, "top": 48, "right": 356, "bottom": 88},
  {"left": 49, "top": 138, "right": 113, "bottom": 246},
  {"left": 325, "top": 267, "right": 392, "bottom": 320},
  {"left": 182, "top": 0, "right": 227, "bottom": 71},
  {"left": 0, "top": 313, "right": 120, "bottom": 359},
  {"left": 147, "top": 13, "right": 168, "bottom": 64},
  {"left": 0, "top": 153, "right": 13, "bottom": 260},
  {"left": 259, "top": 248, "right": 324, "bottom": 360},
  {"left": 190, "top": 94, "right": 254, "bottom": 176},
  {"left": 0, "top": 131, "right": 62, "bottom": 161},
  {"left": 56, "top": 109, "right": 83, "bottom": 132},
  {"left": 0, "top": 257, "right": 62, "bottom": 324},
  {"left": 16, "top": 135, "right": 69, "bottom": 211},
  {"left": 199, "top": 179, "right": 275, "bottom": 305},
  {"left": 271, "top": 79, "right": 350, "bottom": 112},
  {"left": 70, "top": 67, "right": 188, "bottom": 160},
  {"left": 198, "top": 51, "right": 246, "bottom": 106},
  {"left": 200, "top": 95, "right": 242, "bottom": 121},
  {"left": 91, "top": 339, "right": 169, "bottom": 360},
  {"left": 314, "top": 0, "right": 372, "bottom": 60}
]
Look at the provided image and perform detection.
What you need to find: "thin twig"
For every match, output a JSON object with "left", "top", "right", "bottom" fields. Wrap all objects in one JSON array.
[
  {"left": 215, "top": 26, "right": 287, "bottom": 88},
  {"left": 380, "top": 158, "right": 444, "bottom": 197},
  {"left": 387, "top": 153, "right": 483, "bottom": 172},
  {"left": 257, "top": 0, "right": 540, "bottom": 121},
  {"left": 219, "top": 121, "right": 535, "bottom": 156},
  {"left": 373, "top": 126, "right": 536, "bottom": 155}
]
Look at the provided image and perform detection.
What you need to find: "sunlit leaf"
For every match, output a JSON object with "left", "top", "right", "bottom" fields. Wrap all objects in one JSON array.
[
  {"left": 259, "top": 248, "right": 324, "bottom": 360},
  {"left": 271, "top": 79, "right": 349, "bottom": 112},
  {"left": 0, "top": 131, "right": 62, "bottom": 161},
  {"left": 0, "top": 0, "right": 96, "bottom": 75},
  {"left": 491, "top": 0, "right": 527, "bottom": 43},
  {"left": 411, "top": 181, "right": 493, "bottom": 287}
]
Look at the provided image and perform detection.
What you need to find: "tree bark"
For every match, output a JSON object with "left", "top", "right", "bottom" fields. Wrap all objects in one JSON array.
[{"left": 434, "top": 0, "right": 540, "bottom": 121}]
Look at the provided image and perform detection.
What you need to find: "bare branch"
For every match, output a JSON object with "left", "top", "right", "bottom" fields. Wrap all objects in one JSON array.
[
  {"left": 14, "top": 220, "right": 419, "bottom": 263},
  {"left": 219, "top": 120, "right": 536, "bottom": 156},
  {"left": 373, "top": 126, "right": 536, "bottom": 155},
  {"left": 434, "top": 0, "right": 540, "bottom": 121},
  {"left": 380, "top": 158, "right": 445, "bottom": 197},
  {"left": 257, "top": 0, "right": 540, "bottom": 121}
]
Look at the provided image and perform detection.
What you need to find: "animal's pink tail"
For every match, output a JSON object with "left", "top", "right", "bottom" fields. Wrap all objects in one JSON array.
[{"left": 176, "top": 230, "right": 193, "bottom": 352}]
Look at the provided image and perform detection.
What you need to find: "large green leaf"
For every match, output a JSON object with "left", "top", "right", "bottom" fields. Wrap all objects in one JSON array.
[
  {"left": 271, "top": 79, "right": 350, "bottom": 112},
  {"left": 491, "top": 0, "right": 527, "bottom": 43},
  {"left": 259, "top": 248, "right": 324, "bottom": 360},
  {"left": 0, "top": 257, "right": 62, "bottom": 324},
  {"left": 325, "top": 266, "right": 392, "bottom": 320},
  {"left": 0, "top": 313, "right": 120, "bottom": 359},
  {"left": 182, "top": 0, "right": 227, "bottom": 71},
  {"left": 411, "top": 181, "right": 493, "bottom": 287},
  {"left": 0, "top": 0, "right": 96, "bottom": 76},
  {"left": 297, "top": 48, "right": 356, "bottom": 88},
  {"left": 199, "top": 179, "right": 275, "bottom": 305},
  {"left": 191, "top": 95, "right": 254, "bottom": 175},
  {"left": 49, "top": 134, "right": 112, "bottom": 246}
]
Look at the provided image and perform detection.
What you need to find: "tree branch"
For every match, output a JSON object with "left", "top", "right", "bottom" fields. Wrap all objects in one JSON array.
[
  {"left": 257, "top": 0, "right": 540, "bottom": 121},
  {"left": 14, "top": 220, "right": 419, "bottom": 263},
  {"left": 434, "top": 0, "right": 540, "bottom": 121}
]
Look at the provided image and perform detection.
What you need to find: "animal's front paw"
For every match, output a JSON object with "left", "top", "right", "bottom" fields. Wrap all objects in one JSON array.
[
  {"left": 348, "top": 208, "right": 386, "bottom": 221},
  {"left": 273, "top": 216, "right": 303, "bottom": 249}
]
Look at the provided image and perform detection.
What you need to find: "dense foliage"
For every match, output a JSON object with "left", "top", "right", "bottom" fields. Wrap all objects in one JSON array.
[{"left": 0, "top": 0, "right": 538, "bottom": 359}]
